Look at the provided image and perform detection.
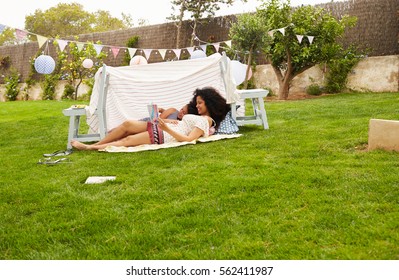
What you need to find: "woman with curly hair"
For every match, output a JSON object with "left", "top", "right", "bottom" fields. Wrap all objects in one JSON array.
[{"left": 71, "top": 87, "right": 230, "bottom": 151}]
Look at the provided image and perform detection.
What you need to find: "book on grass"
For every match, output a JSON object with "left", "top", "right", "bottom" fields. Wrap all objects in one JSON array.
[{"left": 147, "top": 103, "right": 159, "bottom": 123}]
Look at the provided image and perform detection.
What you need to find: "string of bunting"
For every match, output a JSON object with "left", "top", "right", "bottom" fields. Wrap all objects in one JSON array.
[{"left": 0, "top": 23, "right": 315, "bottom": 62}]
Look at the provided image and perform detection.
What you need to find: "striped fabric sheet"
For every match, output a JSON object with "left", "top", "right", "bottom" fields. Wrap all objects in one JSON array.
[{"left": 87, "top": 53, "right": 237, "bottom": 133}]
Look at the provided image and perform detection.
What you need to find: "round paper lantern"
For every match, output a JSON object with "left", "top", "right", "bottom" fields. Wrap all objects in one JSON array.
[
  {"left": 230, "top": 60, "right": 247, "bottom": 85},
  {"left": 34, "top": 55, "right": 55, "bottom": 74},
  {"left": 191, "top": 50, "right": 206, "bottom": 59},
  {"left": 82, "top": 58, "right": 94, "bottom": 69},
  {"left": 130, "top": 55, "right": 148, "bottom": 65}
]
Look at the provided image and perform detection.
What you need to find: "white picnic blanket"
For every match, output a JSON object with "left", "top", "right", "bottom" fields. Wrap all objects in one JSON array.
[
  {"left": 87, "top": 53, "right": 239, "bottom": 133},
  {"left": 100, "top": 133, "right": 242, "bottom": 153}
]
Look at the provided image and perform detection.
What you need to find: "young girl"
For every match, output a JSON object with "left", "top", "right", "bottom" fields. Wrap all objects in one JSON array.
[{"left": 71, "top": 87, "right": 230, "bottom": 150}]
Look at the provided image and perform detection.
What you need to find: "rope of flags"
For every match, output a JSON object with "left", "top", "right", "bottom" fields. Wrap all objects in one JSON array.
[{"left": 0, "top": 23, "right": 315, "bottom": 62}]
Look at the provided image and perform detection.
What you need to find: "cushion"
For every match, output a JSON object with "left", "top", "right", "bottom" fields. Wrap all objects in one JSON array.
[{"left": 215, "top": 110, "right": 239, "bottom": 134}]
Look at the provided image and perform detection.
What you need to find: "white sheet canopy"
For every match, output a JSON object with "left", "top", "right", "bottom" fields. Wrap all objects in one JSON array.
[{"left": 87, "top": 53, "right": 239, "bottom": 133}]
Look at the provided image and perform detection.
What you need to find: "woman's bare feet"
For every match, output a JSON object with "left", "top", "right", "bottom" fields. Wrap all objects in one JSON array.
[{"left": 71, "top": 140, "right": 93, "bottom": 150}]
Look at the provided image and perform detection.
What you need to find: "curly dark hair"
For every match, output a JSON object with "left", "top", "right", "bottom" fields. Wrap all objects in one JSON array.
[{"left": 192, "top": 87, "right": 231, "bottom": 128}]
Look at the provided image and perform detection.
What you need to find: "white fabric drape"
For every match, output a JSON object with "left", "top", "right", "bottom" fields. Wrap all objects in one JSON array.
[{"left": 87, "top": 53, "right": 239, "bottom": 133}]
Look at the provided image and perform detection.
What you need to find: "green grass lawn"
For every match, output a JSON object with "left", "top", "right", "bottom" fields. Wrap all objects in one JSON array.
[{"left": 0, "top": 92, "right": 398, "bottom": 260}]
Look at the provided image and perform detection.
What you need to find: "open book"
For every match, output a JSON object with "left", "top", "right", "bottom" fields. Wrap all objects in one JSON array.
[{"left": 147, "top": 103, "right": 159, "bottom": 123}]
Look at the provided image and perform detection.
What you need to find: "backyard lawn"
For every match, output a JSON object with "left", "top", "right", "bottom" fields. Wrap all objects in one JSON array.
[{"left": 0, "top": 92, "right": 398, "bottom": 260}]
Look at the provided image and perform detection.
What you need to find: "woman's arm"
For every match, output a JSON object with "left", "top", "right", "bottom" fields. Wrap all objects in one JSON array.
[{"left": 159, "top": 108, "right": 178, "bottom": 119}]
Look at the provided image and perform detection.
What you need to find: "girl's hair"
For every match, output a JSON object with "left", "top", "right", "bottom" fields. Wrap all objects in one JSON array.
[{"left": 192, "top": 87, "right": 231, "bottom": 128}]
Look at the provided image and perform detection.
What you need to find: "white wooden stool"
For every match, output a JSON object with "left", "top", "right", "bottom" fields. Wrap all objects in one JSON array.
[
  {"left": 231, "top": 89, "right": 269, "bottom": 129},
  {"left": 63, "top": 107, "right": 103, "bottom": 149}
]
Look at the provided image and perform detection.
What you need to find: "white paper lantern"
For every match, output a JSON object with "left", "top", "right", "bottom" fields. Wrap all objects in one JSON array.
[
  {"left": 230, "top": 60, "right": 252, "bottom": 85},
  {"left": 130, "top": 55, "right": 148, "bottom": 65},
  {"left": 191, "top": 50, "right": 206, "bottom": 59},
  {"left": 82, "top": 58, "right": 94, "bottom": 69},
  {"left": 34, "top": 55, "right": 55, "bottom": 74}
]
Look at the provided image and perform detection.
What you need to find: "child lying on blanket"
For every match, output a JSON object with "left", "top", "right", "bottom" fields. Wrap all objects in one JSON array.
[
  {"left": 141, "top": 101, "right": 198, "bottom": 121},
  {"left": 71, "top": 87, "right": 231, "bottom": 150}
]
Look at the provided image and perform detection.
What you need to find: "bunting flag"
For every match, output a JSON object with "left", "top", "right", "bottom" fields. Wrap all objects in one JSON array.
[
  {"left": 296, "top": 35, "right": 304, "bottom": 44},
  {"left": 186, "top": 47, "right": 195, "bottom": 57},
  {"left": 111, "top": 46, "right": 120, "bottom": 58},
  {"left": 0, "top": 24, "right": 6, "bottom": 33},
  {"left": 172, "top": 49, "right": 181, "bottom": 59},
  {"left": 94, "top": 44, "right": 103, "bottom": 55},
  {"left": 200, "top": 44, "right": 207, "bottom": 52},
  {"left": 56, "top": 39, "right": 68, "bottom": 52},
  {"left": 143, "top": 49, "right": 152, "bottom": 60},
  {"left": 15, "top": 29, "right": 28, "bottom": 40},
  {"left": 76, "top": 42, "right": 85, "bottom": 51},
  {"left": 128, "top": 48, "right": 137, "bottom": 58},
  {"left": 158, "top": 49, "right": 167, "bottom": 60},
  {"left": 277, "top": 28, "right": 285, "bottom": 36},
  {"left": 268, "top": 31, "right": 274, "bottom": 38},
  {"left": 213, "top": 42, "right": 220, "bottom": 52},
  {"left": 224, "top": 40, "right": 232, "bottom": 48},
  {"left": 307, "top": 36, "right": 314, "bottom": 44},
  {"left": 36, "top": 35, "right": 48, "bottom": 49}
]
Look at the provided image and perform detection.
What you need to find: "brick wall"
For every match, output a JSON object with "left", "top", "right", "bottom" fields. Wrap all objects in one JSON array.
[{"left": 0, "top": 0, "right": 398, "bottom": 83}]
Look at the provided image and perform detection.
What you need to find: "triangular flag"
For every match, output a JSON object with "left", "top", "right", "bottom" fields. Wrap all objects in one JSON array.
[
  {"left": 56, "top": 39, "right": 68, "bottom": 52},
  {"left": 277, "top": 28, "right": 285, "bottom": 36},
  {"left": 213, "top": 43, "right": 220, "bottom": 52},
  {"left": 94, "top": 44, "right": 103, "bottom": 55},
  {"left": 143, "top": 49, "right": 152, "bottom": 60},
  {"left": 0, "top": 24, "right": 6, "bottom": 33},
  {"left": 307, "top": 36, "right": 314, "bottom": 44},
  {"left": 15, "top": 29, "right": 28, "bottom": 40},
  {"left": 200, "top": 44, "right": 207, "bottom": 52},
  {"left": 76, "top": 42, "right": 85, "bottom": 51},
  {"left": 172, "top": 49, "right": 181, "bottom": 60},
  {"left": 37, "top": 35, "right": 48, "bottom": 49},
  {"left": 224, "top": 40, "right": 232, "bottom": 48},
  {"left": 268, "top": 31, "right": 275, "bottom": 38},
  {"left": 186, "top": 47, "right": 195, "bottom": 57},
  {"left": 128, "top": 48, "right": 137, "bottom": 58},
  {"left": 111, "top": 46, "right": 120, "bottom": 58},
  {"left": 158, "top": 49, "right": 167, "bottom": 60},
  {"left": 296, "top": 35, "right": 304, "bottom": 44}
]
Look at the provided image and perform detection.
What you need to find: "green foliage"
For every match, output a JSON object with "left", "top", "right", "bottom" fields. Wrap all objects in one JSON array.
[
  {"left": 4, "top": 68, "right": 20, "bottom": 101},
  {"left": 123, "top": 36, "right": 140, "bottom": 65},
  {"left": 0, "top": 27, "right": 16, "bottom": 46},
  {"left": 1, "top": 93, "right": 399, "bottom": 259},
  {"left": 41, "top": 74, "right": 59, "bottom": 100},
  {"left": 56, "top": 38, "right": 107, "bottom": 100},
  {"left": 254, "top": 0, "right": 357, "bottom": 99},
  {"left": 62, "top": 83, "right": 75, "bottom": 100},
  {"left": 306, "top": 84, "right": 322, "bottom": 95},
  {"left": 25, "top": 3, "right": 128, "bottom": 37},
  {"left": 325, "top": 46, "right": 365, "bottom": 93}
]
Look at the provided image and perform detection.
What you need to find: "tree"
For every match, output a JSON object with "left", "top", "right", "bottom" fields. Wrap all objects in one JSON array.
[
  {"left": 229, "top": 13, "right": 271, "bottom": 89},
  {"left": 25, "top": 3, "right": 129, "bottom": 38},
  {"left": 0, "top": 27, "right": 17, "bottom": 46},
  {"left": 170, "top": 0, "right": 245, "bottom": 48},
  {"left": 56, "top": 39, "right": 107, "bottom": 100},
  {"left": 256, "top": 0, "right": 357, "bottom": 99}
]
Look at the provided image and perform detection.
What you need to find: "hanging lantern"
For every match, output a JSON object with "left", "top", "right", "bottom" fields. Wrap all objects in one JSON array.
[
  {"left": 34, "top": 55, "right": 55, "bottom": 74},
  {"left": 190, "top": 50, "right": 206, "bottom": 59},
  {"left": 82, "top": 58, "right": 94, "bottom": 69},
  {"left": 130, "top": 55, "right": 148, "bottom": 65}
]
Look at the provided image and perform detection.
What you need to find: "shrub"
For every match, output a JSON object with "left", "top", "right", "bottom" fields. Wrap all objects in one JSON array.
[
  {"left": 306, "top": 84, "right": 322, "bottom": 96},
  {"left": 62, "top": 83, "right": 75, "bottom": 100},
  {"left": 42, "top": 74, "right": 60, "bottom": 100},
  {"left": 124, "top": 36, "right": 139, "bottom": 65},
  {"left": 4, "top": 69, "right": 20, "bottom": 101}
]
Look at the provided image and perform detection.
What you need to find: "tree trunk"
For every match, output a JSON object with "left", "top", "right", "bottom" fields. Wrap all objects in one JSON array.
[
  {"left": 243, "top": 46, "right": 253, "bottom": 90},
  {"left": 175, "top": 0, "right": 186, "bottom": 49},
  {"left": 275, "top": 50, "right": 294, "bottom": 100}
]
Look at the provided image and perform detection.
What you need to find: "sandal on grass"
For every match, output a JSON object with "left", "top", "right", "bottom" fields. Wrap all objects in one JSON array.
[
  {"left": 43, "top": 149, "right": 73, "bottom": 157},
  {"left": 37, "top": 157, "right": 70, "bottom": 165}
]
